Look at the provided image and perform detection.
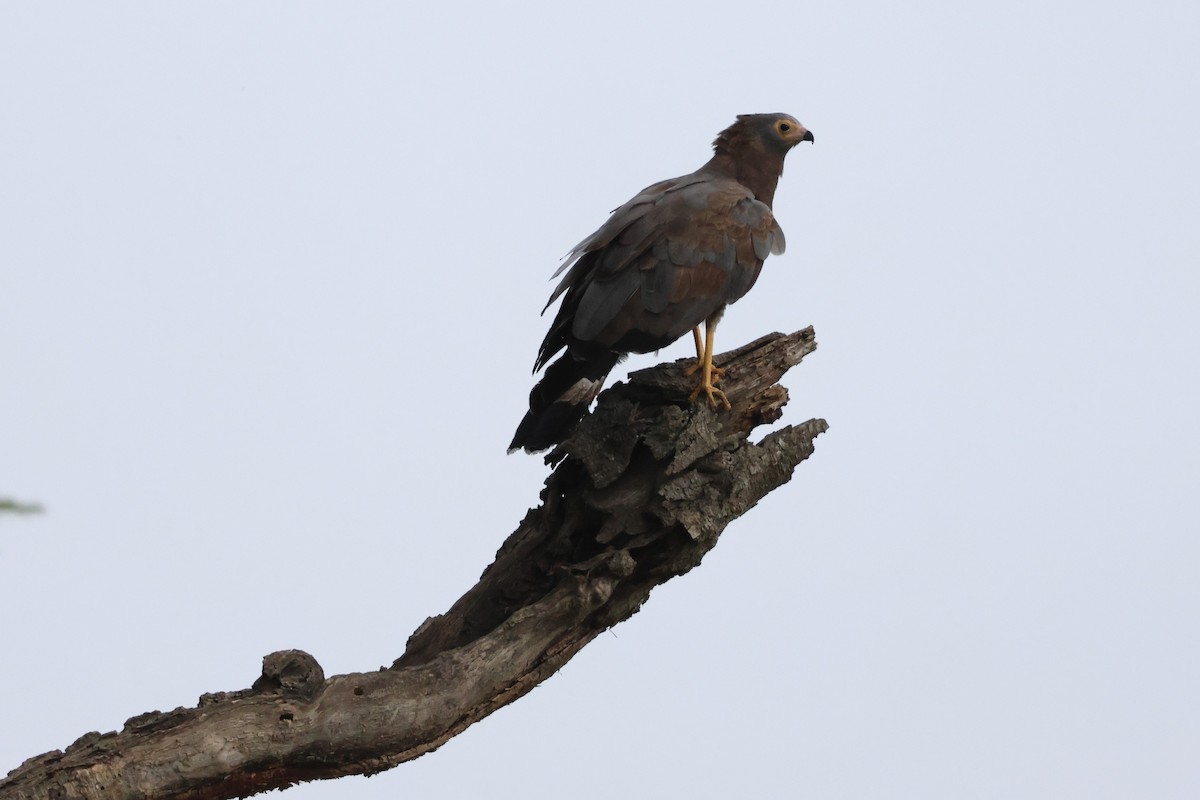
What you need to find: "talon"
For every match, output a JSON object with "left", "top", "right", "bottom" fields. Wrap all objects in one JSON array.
[{"left": 689, "top": 381, "right": 731, "bottom": 410}]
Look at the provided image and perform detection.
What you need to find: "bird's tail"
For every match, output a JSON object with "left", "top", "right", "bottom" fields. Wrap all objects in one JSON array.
[{"left": 508, "top": 350, "right": 621, "bottom": 453}]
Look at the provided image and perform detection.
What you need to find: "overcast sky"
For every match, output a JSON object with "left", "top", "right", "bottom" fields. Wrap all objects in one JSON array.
[{"left": 3, "top": 2, "right": 1198, "bottom": 798}]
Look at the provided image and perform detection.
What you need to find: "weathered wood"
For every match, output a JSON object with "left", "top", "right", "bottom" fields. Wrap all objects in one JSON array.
[{"left": 1, "top": 328, "right": 825, "bottom": 800}]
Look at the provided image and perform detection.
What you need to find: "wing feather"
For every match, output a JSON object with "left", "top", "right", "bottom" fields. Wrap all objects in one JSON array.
[{"left": 543, "top": 171, "right": 785, "bottom": 356}]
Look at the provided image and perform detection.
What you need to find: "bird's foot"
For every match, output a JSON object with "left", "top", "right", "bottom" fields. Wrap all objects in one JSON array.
[
  {"left": 683, "top": 359, "right": 725, "bottom": 383},
  {"left": 689, "top": 379, "right": 731, "bottom": 410}
]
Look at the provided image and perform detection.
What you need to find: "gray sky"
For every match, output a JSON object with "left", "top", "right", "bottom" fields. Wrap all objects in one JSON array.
[{"left": 3, "top": 2, "right": 1198, "bottom": 797}]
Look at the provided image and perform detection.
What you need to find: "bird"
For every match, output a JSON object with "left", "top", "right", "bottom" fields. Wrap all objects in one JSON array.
[{"left": 509, "top": 113, "right": 813, "bottom": 453}]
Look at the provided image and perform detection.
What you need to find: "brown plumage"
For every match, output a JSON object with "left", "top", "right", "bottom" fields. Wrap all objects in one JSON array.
[{"left": 510, "top": 113, "right": 813, "bottom": 453}]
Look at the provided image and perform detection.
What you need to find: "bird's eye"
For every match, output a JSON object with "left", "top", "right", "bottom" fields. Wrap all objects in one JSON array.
[{"left": 779, "top": 122, "right": 792, "bottom": 133}]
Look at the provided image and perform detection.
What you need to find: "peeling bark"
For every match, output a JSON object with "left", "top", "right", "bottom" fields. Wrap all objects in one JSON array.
[{"left": 0, "top": 328, "right": 826, "bottom": 800}]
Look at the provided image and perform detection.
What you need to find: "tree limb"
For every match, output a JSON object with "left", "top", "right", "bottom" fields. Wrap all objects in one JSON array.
[{"left": 1, "top": 328, "right": 826, "bottom": 800}]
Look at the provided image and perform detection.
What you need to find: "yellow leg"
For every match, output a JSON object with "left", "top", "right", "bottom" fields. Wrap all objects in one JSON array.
[
  {"left": 684, "top": 325, "right": 725, "bottom": 382},
  {"left": 688, "top": 318, "right": 731, "bottom": 410}
]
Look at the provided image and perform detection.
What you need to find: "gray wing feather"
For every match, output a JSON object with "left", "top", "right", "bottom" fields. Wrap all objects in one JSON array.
[
  {"left": 572, "top": 267, "right": 640, "bottom": 341},
  {"left": 546, "top": 172, "right": 784, "bottom": 348},
  {"left": 751, "top": 230, "right": 774, "bottom": 261},
  {"left": 545, "top": 174, "right": 711, "bottom": 307},
  {"left": 641, "top": 242, "right": 676, "bottom": 314},
  {"left": 768, "top": 222, "right": 786, "bottom": 255}
]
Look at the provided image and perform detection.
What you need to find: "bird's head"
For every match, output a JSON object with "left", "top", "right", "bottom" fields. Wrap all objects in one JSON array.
[{"left": 713, "top": 113, "right": 814, "bottom": 159}]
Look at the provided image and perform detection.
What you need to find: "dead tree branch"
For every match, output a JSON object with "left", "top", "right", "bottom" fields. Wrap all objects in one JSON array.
[{"left": 1, "top": 328, "right": 825, "bottom": 800}]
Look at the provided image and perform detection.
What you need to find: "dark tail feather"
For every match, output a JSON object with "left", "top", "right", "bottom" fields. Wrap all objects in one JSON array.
[{"left": 509, "top": 350, "right": 620, "bottom": 453}]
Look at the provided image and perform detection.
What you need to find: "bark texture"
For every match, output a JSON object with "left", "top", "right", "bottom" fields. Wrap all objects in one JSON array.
[{"left": 1, "top": 328, "right": 825, "bottom": 800}]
